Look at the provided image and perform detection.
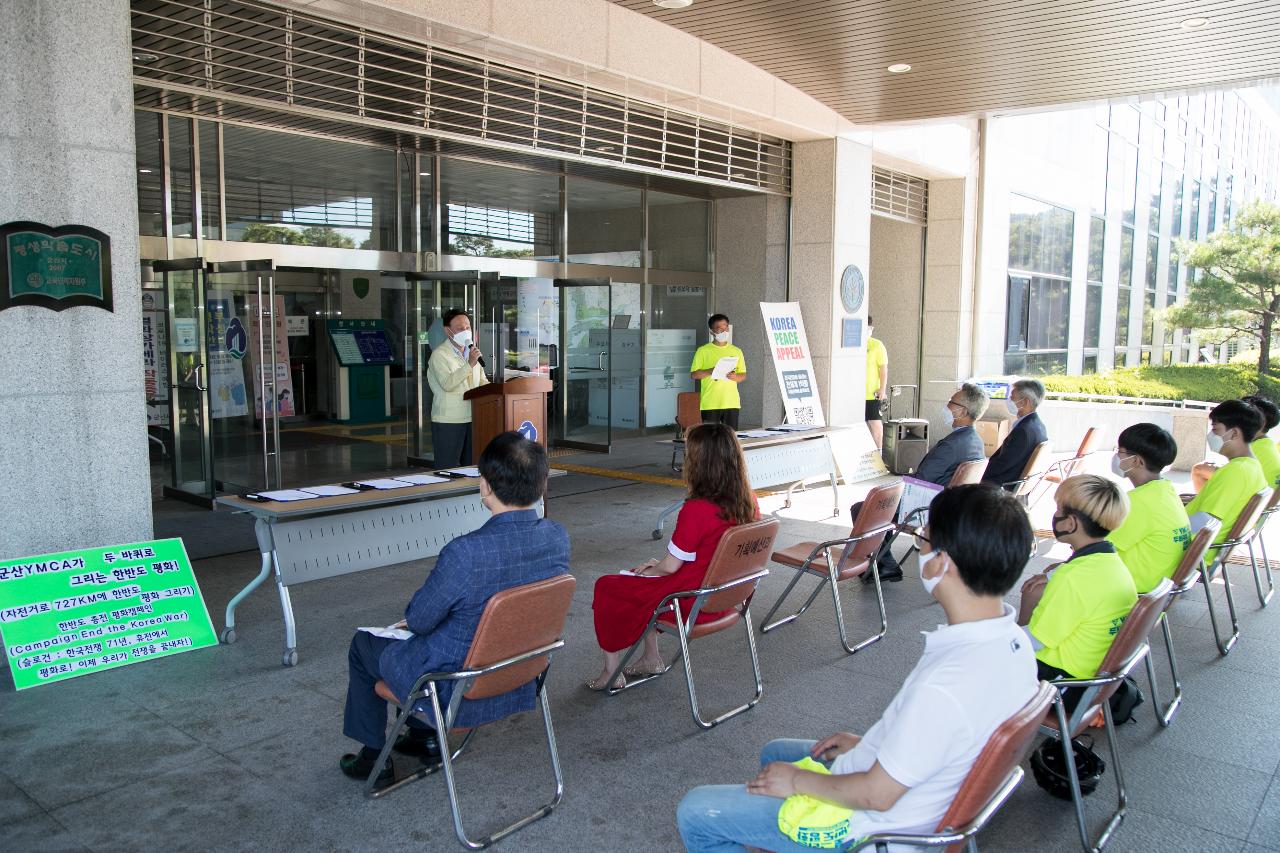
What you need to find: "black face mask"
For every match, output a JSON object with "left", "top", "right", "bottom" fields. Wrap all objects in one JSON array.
[{"left": 1051, "top": 511, "right": 1077, "bottom": 540}]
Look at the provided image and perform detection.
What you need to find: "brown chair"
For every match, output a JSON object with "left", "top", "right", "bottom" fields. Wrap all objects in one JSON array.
[
  {"left": 1244, "top": 486, "right": 1280, "bottom": 606},
  {"left": 607, "top": 518, "right": 779, "bottom": 729},
  {"left": 1200, "top": 488, "right": 1270, "bottom": 655},
  {"left": 847, "top": 681, "right": 1057, "bottom": 853},
  {"left": 949, "top": 458, "right": 989, "bottom": 486},
  {"left": 1038, "top": 578, "right": 1174, "bottom": 853},
  {"left": 1005, "top": 439, "right": 1055, "bottom": 506},
  {"left": 761, "top": 481, "right": 904, "bottom": 654},
  {"left": 1045, "top": 427, "right": 1103, "bottom": 484},
  {"left": 671, "top": 391, "right": 704, "bottom": 471},
  {"left": 1142, "top": 519, "right": 1220, "bottom": 726},
  {"left": 364, "top": 574, "right": 576, "bottom": 849}
]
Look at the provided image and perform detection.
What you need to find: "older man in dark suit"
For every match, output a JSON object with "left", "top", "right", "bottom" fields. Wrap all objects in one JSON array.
[
  {"left": 865, "top": 383, "right": 991, "bottom": 582},
  {"left": 982, "top": 378, "right": 1049, "bottom": 490},
  {"left": 339, "top": 432, "right": 570, "bottom": 789}
]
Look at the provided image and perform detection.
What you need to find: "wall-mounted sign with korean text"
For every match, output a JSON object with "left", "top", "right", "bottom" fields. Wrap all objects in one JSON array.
[
  {"left": 0, "top": 539, "right": 217, "bottom": 690},
  {"left": 0, "top": 221, "right": 113, "bottom": 313}
]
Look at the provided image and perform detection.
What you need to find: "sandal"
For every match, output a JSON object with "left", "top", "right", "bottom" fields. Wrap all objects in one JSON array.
[
  {"left": 586, "top": 674, "right": 626, "bottom": 691},
  {"left": 623, "top": 660, "right": 666, "bottom": 677}
]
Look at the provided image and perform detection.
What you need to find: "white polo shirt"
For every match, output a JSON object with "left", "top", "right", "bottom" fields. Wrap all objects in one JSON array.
[{"left": 832, "top": 603, "right": 1037, "bottom": 841}]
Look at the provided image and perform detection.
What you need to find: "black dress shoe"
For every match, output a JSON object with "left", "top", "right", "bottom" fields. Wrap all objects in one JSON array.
[
  {"left": 339, "top": 751, "right": 394, "bottom": 788},
  {"left": 393, "top": 731, "right": 441, "bottom": 761},
  {"left": 862, "top": 563, "right": 903, "bottom": 584}
]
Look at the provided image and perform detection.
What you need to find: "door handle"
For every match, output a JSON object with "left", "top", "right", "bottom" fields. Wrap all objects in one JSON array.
[
  {"left": 597, "top": 351, "right": 607, "bottom": 372},
  {"left": 195, "top": 362, "right": 207, "bottom": 392}
]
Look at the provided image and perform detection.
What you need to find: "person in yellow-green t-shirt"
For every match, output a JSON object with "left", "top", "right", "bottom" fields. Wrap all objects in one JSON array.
[
  {"left": 1244, "top": 395, "right": 1280, "bottom": 488},
  {"left": 1019, "top": 475, "right": 1137, "bottom": 713},
  {"left": 864, "top": 316, "right": 889, "bottom": 449},
  {"left": 690, "top": 313, "right": 746, "bottom": 430},
  {"left": 1107, "top": 423, "right": 1191, "bottom": 593},
  {"left": 1184, "top": 399, "right": 1269, "bottom": 544}
]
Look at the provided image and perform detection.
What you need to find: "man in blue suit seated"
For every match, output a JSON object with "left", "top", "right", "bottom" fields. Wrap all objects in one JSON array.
[
  {"left": 865, "top": 383, "right": 990, "bottom": 583},
  {"left": 981, "top": 378, "right": 1049, "bottom": 490},
  {"left": 339, "top": 431, "right": 571, "bottom": 789}
]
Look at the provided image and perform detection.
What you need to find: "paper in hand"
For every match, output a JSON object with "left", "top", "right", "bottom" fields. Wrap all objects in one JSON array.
[
  {"left": 359, "top": 624, "right": 414, "bottom": 641},
  {"left": 710, "top": 356, "right": 739, "bottom": 380}
]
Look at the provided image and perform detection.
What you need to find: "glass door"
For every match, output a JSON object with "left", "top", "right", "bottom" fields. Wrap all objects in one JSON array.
[
  {"left": 555, "top": 278, "right": 612, "bottom": 451},
  {"left": 158, "top": 258, "right": 214, "bottom": 506},
  {"left": 204, "top": 260, "right": 281, "bottom": 495}
]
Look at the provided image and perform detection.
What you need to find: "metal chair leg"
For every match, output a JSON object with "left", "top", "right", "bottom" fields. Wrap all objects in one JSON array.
[
  {"left": 1202, "top": 559, "right": 1240, "bottom": 656},
  {"left": 1148, "top": 613, "right": 1183, "bottom": 727},
  {"left": 673, "top": 604, "right": 764, "bottom": 729},
  {"left": 365, "top": 692, "right": 478, "bottom": 800},
  {"left": 830, "top": 560, "right": 887, "bottom": 655},
  {"left": 1248, "top": 535, "right": 1274, "bottom": 607},
  {"left": 761, "top": 554, "right": 834, "bottom": 634},
  {"left": 1053, "top": 694, "right": 1128, "bottom": 853}
]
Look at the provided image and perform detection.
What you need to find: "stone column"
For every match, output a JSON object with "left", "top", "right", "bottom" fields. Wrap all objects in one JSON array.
[
  {"left": 0, "top": 0, "right": 151, "bottom": 555},
  {"left": 713, "top": 194, "right": 789, "bottom": 427},
  {"left": 790, "top": 138, "right": 872, "bottom": 426}
]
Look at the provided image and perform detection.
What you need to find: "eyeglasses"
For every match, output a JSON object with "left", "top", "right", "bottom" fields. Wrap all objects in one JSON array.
[{"left": 896, "top": 523, "right": 930, "bottom": 550}]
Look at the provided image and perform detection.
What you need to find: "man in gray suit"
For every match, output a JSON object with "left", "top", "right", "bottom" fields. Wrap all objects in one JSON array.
[
  {"left": 982, "top": 379, "right": 1049, "bottom": 490},
  {"left": 866, "top": 383, "right": 990, "bottom": 582}
]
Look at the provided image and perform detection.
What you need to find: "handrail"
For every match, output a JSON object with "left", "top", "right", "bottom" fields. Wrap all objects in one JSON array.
[{"left": 1042, "top": 391, "right": 1217, "bottom": 410}]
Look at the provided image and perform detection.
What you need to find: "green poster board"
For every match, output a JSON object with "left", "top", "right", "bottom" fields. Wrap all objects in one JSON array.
[
  {"left": 0, "top": 538, "right": 217, "bottom": 690},
  {"left": 0, "top": 221, "right": 113, "bottom": 313}
]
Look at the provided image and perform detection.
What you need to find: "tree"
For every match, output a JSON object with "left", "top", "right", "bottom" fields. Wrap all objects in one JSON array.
[
  {"left": 1166, "top": 201, "right": 1280, "bottom": 374},
  {"left": 240, "top": 223, "right": 356, "bottom": 249}
]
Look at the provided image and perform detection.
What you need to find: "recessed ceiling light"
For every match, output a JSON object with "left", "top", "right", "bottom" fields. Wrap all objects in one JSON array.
[
  {"left": 419, "top": 171, "right": 431, "bottom": 176},
  {"left": 596, "top": 144, "right": 616, "bottom": 153},
  {"left": 411, "top": 108, "right": 429, "bottom": 116},
  {"left": 887, "top": 63, "right": 912, "bottom": 74},
  {"left": 133, "top": 52, "right": 160, "bottom": 64},
  {"left": 1180, "top": 17, "right": 1209, "bottom": 30},
  {"left": 138, "top": 168, "right": 153, "bottom": 174},
  {"left": 653, "top": 0, "right": 693, "bottom": 8}
]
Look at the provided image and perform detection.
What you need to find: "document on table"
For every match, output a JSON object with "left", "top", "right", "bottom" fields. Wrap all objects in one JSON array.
[
  {"left": 769, "top": 424, "right": 816, "bottom": 432},
  {"left": 393, "top": 473, "right": 451, "bottom": 486},
  {"left": 443, "top": 466, "right": 482, "bottom": 477},
  {"left": 358, "top": 623, "right": 414, "bottom": 641},
  {"left": 899, "top": 476, "right": 944, "bottom": 526},
  {"left": 298, "top": 484, "right": 361, "bottom": 497},
  {"left": 258, "top": 489, "right": 320, "bottom": 502},
  {"left": 710, "top": 355, "right": 739, "bottom": 380},
  {"left": 737, "top": 429, "right": 782, "bottom": 438},
  {"left": 355, "top": 478, "right": 417, "bottom": 490}
]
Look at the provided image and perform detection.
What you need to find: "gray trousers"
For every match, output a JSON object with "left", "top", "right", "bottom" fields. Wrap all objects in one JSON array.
[{"left": 431, "top": 421, "right": 473, "bottom": 468}]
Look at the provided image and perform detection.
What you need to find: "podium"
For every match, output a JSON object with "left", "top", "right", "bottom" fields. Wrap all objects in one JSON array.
[{"left": 464, "top": 377, "right": 553, "bottom": 455}]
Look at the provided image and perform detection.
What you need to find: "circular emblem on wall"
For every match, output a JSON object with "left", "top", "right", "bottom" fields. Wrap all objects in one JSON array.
[{"left": 840, "top": 265, "right": 865, "bottom": 314}]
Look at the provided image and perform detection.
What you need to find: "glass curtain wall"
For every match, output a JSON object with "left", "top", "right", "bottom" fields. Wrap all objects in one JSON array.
[{"left": 1005, "top": 194, "right": 1074, "bottom": 374}]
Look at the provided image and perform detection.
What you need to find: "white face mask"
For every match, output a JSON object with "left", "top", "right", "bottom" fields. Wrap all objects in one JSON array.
[
  {"left": 1005, "top": 398, "right": 1020, "bottom": 417},
  {"left": 451, "top": 329, "right": 472, "bottom": 347},
  {"left": 920, "top": 549, "right": 948, "bottom": 597},
  {"left": 1110, "top": 453, "right": 1136, "bottom": 478},
  {"left": 941, "top": 403, "right": 956, "bottom": 429},
  {"left": 712, "top": 330, "right": 731, "bottom": 343},
  {"left": 1206, "top": 429, "right": 1225, "bottom": 454}
]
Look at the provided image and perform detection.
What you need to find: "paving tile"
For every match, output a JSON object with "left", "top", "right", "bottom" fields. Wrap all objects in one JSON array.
[
  {"left": 1248, "top": 775, "right": 1280, "bottom": 849},
  {"left": 0, "top": 772, "right": 43, "bottom": 823},
  {"left": 1119, "top": 741, "right": 1270, "bottom": 838},
  {"left": 1, "top": 813, "right": 90, "bottom": 853}
]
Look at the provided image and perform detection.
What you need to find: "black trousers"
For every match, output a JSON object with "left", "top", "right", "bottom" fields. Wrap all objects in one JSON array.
[
  {"left": 701, "top": 408, "right": 740, "bottom": 430},
  {"left": 343, "top": 631, "right": 431, "bottom": 750},
  {"left": 431, "top": 421, "right": 473, "bottom": 468}
]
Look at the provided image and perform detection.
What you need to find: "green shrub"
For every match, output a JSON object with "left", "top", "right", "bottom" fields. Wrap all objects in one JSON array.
[{"left": 1042, "top": 364, "right": 1278, "bottom": 404}]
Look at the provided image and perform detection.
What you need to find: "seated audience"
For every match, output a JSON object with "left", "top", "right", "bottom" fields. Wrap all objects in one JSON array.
[
  {"left": 1243, "top": 395, "right": 1280, "bottom": 488},
  {"left": 1019, "top": 475, "right": 1136, "bottom": 713},
  {"left": 865, "top": 383, "right": 990, "bottom": 583},
  {"left": 1184, "top": 399, "right": 1268, "bottom": 544},
  {"left": 676, "top": 485, "right": 1037, "bottom": 852},
  {"left": 982, "top": 378, "right": 1049, "bottom": 489},
  {"left": 338, "top": 432, "right": 569, "bottom": 789},
  {"left": 589, "top": 422, "right": 758, "bottom": 690},
  {"left": 1107, "top": 424, "right": 1192, "bottom": 593}
]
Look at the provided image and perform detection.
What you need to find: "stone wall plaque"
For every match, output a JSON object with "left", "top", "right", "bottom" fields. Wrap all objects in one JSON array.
[{"left": 0, "top": 221, "right": 113, "bottom": 313}]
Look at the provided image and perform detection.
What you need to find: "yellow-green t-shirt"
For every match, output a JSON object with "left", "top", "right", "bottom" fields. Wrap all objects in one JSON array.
[
  {"left": 1029, "top": 545, "right": 1137, "bottom": 678},
  {"left": 1107, "top": 479, "right": 1192, "bottom": 594},
  {"left": 1251, "top": 437, "right": 1280, "bottom": 489},
  {"left": 690, "top": 343, "right": 745, "bottom": 411},
  {"left": 865, "top": 337, "right": 887, "bottom": 400},
  {"left": 1185, "top": 455, "right": 1268, "bottom": 544}
]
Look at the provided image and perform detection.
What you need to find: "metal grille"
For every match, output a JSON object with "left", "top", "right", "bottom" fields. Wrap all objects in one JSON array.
[
  {"left": 871, "top": 167, "right": 928, "bottom": 225},
  {"left": 130, "top": 0, "right": 791, "bottom": 194}
]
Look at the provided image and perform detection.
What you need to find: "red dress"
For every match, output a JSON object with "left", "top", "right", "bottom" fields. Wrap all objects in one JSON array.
[{"left": 593, "top": 498, "right": 749, "bottom": 653}]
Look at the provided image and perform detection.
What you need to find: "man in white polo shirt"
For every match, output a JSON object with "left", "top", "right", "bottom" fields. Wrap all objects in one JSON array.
[{"left": 677, "top": 484, "right": 1038, "bottom": 852}]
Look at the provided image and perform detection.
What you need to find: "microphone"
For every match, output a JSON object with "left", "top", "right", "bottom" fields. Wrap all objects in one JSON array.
[{"left": 466, "top": 344, "right": 486, "bottom": 368}]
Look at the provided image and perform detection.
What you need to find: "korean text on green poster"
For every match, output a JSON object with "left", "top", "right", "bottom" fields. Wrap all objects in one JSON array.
[{"left": 0, "top": 539, "right": 218, "bottom": 690}]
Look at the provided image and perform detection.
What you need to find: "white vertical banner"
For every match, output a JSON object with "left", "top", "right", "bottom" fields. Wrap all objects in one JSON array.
[{"left": 760, "top": 302, "right": 826, "bottom": 426}]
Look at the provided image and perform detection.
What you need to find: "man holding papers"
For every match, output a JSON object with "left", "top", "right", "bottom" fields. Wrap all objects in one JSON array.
[
  {"left": 690, "top": 313, "right": 746, "bottom": 429},
  {"left": 338, "top": 432, "right": 570, "bottom": 790}
]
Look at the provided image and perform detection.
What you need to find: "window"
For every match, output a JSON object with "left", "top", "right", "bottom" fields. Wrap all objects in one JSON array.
[
  {"left": 169, "top": 117, "right": 194, "bottom": 239},
  {"left": 1115, "top": 227, "right": 1135, "bottom": 349},
  {"left": 135, "top": 111, "right": 164, "bottom": 237},
  {"left": 1006, "top": 194, "right": 1074, "bottom": 374},
  {"left": 441, "top": 160, "right": 560, "bottom": 260},
  {"left": 1148, "top": 163, "right": 1162, "bottom": 236},
  {"left": 1189, "top": 180, "right": 1201, "bottom": 240},
  {"left": 1008, "top": 194, "right": 1073, "bottom": 278},
  {"left": 1084, "top": 283, "right": 1103, "bottom": 349},
  {"left": 649, "top": 191, "right": 710, "bottom": 272},
  {"left": 1111, "top": 136, "right": 1139, "bottom": 226},
  {"left": 1170, "top": 172, "right": 1184, "bottom": 239},
  {"left": 645, "top": 284, "right": 706, "bottom": 426},
  {"left": 1092, "top": 126, "right": 1109, "bottom": 216},
  {"left": 223, "top": 124, "right": 398, "bottom": 250},
  {"left": 199, "top": 122, "right": 220, "bottom": 241},
  {"left": 1087, "top": 216, "right": 1105, "bottom": 282},
  {"left": 567, "top": 178, "right": 641, "bottom": 266}
]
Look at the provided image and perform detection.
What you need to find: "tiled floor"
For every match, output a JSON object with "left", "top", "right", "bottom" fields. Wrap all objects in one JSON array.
[{"left": 6, "top": 441, "right": 1280, "bottom": 852}]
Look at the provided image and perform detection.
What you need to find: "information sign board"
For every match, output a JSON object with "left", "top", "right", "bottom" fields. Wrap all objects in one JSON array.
[
  {"left": 0, "top": 221, "right": 113, "bottom": 312},
  {"left": 0, "top": 539, "right": 217, "bottom": 690}
]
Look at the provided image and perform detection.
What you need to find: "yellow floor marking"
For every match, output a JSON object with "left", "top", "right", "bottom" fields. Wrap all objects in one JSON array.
[{"left": 550, "top": 462, "right": 684, "bottom": 487}]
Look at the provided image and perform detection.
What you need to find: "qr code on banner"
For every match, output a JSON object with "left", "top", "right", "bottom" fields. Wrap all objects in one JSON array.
[{"left": 792, "top": 406, "right": 815, "bottom": 425}]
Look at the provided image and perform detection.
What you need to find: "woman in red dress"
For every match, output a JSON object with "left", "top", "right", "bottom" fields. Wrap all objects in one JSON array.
[{"left": 588, "top": 422, "right": 759, "bottom": 690}]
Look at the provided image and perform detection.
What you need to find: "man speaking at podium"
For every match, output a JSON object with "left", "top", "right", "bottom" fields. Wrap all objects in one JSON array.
[{"left": 428, "top": 308, "right": 489, "bottom": 467}]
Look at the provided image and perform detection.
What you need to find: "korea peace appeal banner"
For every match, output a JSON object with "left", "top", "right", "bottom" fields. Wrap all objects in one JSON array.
[
  {"left": 0, "top": 539, "right": 217, "bottom": 690},
  {"left": 759, "top": 302, "right": 826, "bottom": 426}
]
